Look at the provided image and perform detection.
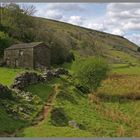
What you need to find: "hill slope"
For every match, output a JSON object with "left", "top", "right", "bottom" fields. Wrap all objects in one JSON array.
[
  {"left": 1, "top": 4, "right": 140, "bottom": 65},
  {"left": 34, "top": 17, "right": 140, "bottom": 65}
]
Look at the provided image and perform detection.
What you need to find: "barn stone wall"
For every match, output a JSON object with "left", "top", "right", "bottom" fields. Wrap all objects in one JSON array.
[
  {"left": 4, "top": 48, "right": 34, "bottom": 68},
  {"left": 34, "top": 44, "right": 51, "bottom": 69}
]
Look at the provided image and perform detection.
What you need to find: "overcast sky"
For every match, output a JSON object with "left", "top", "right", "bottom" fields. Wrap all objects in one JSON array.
[{"left": 22, "top": 3, "right": 140, "bottom": 46}]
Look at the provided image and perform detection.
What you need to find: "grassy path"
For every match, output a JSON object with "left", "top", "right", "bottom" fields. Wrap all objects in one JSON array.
[
  {"left": 16, "top": 84, "right": 60, "bottom": 137},
  {"left": 43, "top": 84, "right": 60, "bottom": 119}
]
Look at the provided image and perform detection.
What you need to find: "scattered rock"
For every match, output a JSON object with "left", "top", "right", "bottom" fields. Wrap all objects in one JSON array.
[
  {"left": 42, "top": 70, "right": 54, "bottom": 81},
  {"left": 68, "top": 120, "right": 79, "bottom": 129},
  {"left": 42, "top": 68, "right": 69, "bottom": 81},
  {"left": 53, "top": 68, "right": 69, "bottom": 76}
]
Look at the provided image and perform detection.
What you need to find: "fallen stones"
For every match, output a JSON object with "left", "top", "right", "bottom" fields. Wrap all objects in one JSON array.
[{"left": 42, "top": 68, "right": 69, "bottom": 81}]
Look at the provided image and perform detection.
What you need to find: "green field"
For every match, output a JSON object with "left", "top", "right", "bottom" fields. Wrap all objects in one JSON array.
[
  {"left": 0, "top": 65, "right": 140, "bottom": 137},
  {"left": 112, "top": 65, "right": 140, "bottom": 75},
  {"left": 0, "top": 67, "right": 24, "bottom": 86},
  {"left": 21, "top": 74, "right": 140, "bottom": 137},
  {"left": 0, "top": 67, "right": 45, "bottom": 136},
  {"left": 21, "top": 70, "right": 140, "bottom": 137}
]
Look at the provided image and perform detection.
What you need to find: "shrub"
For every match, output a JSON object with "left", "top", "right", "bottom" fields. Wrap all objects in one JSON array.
[
  {"left": 50, "top": 108, "right": 69, "bottom": 126},
  {"left": 73, "top": 57, "right": 109, "bottom": 93},
  {"left": 50, "top": 43, "right": 75, "bottom": 65},
  {"left": 0, "top": 31, "right": 14, "bottom": 57}
]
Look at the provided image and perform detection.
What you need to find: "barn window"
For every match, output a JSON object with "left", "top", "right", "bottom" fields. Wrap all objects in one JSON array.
[
  {"left": 19, "top": 50, "right": 24, "bottom": 56},
  {"left": 6, "top": 58, "right": 10, "bottom": 66}
]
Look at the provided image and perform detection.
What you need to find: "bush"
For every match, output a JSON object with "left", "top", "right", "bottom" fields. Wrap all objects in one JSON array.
[
  {"left": 0, "top": 31, "right": 14, "bottom": 57},
  {"left": 73, "top": 57, "right": 109, "bottom": 93},
  {"left": 50, "top": 108, "right": 69, "bottom": 126},
  {"left": 50, "top": 43, "right": 75, "bottom": 65}
]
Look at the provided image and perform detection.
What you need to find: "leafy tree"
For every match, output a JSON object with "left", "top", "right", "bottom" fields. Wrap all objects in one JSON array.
[
  {"left": 0, "top": 31, "right": 14, "bottom": 57},
  {"left": 50, "top": 35, "right": 75, "bottom": 65},
  {"left": 73, "top": 57, "right": 109, "bottom": 93},
  {"left": 0, "top": 3, "right": 37, "bottom": 42}
]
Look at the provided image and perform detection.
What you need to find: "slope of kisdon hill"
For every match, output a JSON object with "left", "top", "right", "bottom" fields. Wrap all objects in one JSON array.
[{"left": 35, "top": 17, "right": 140, "bottom": 65}]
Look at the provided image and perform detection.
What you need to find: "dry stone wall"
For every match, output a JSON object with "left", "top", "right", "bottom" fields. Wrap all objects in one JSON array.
[
  {"left": 11, "top": 72, "right": 44, "bottom": 89},
  {"left": 11, "top": 68, "right": 69, "bottom": 90}
]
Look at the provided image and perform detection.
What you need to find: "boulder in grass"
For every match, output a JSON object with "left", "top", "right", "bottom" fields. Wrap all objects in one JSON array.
[
  {"left": 68, "top": 120, "right": 79, "bottom": 129},
  {"left": 54, "top": 68, "right": 69, "bottom": 76}
]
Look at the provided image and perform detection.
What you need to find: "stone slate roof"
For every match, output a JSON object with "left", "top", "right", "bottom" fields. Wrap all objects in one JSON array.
[{"left": 6, "top": 42, "right": 46, "bottom": 50}]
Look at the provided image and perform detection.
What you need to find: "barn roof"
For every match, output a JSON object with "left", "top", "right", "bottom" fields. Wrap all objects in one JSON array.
[{"left": 6, "top": 42, "right": 47, "bottom": 50}]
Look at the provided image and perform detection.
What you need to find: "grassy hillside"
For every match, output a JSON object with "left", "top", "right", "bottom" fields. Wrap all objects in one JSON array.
[
  {"left": 0, "top": 67, "right": 44, "bottom": 136},
  {"left": 0, "top": 63, "right": 140, "bottom": 137},
  {"left": 1, "top": 4, "right": 140, "bottom": 65},
  {"left": 34, "top": 17, "right": 140, "bottom": 65},
  {"left": 20, "top": 71, "right": 140, "bottom": 137}
]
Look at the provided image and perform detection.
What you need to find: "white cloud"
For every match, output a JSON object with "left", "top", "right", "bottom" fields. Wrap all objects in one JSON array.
[
  {"left": 34, "top": 3, "right": 140, "bottom": 45},
  {"left": 47, "top": 3, "right": 85, "bottom": 12},
  {"left": 68, "top": 16, "right": 84, "bottom": 26},
  {"left": 44, "top": 10, "right": 63, "bottom": 20},
  {"left": 111, "top": 29, "right": 125, "bottom": 36},
  {"left": 35, "top": 7, "right": 64, "bottom": 20},
  {"left": 106, "top": 3, "right": 140, "bottom": 31},
  {"left": 35, "top": 3, "right": 86, "bottom": 21},
  {"left": 125, "top": 34, "right": 140, "bottom": 46},
  {"left": 87, "top": 23, "right": 105, "bottom": 31}
]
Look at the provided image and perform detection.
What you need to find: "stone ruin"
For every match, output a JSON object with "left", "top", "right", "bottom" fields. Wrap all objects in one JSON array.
[
  {"left": 11, "top": 72, "right": 44, "bottom": 89},
  {"left": 11, "top": 68, "right": 69, "bottom": 90}
]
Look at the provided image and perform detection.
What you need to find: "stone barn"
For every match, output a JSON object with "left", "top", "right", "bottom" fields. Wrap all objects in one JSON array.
[{"left": 4, "top": 42, "right": 50, "bottom": 69}]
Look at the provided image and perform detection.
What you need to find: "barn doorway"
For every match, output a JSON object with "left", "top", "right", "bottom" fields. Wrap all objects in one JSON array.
[
  {"left": 6, "top": 58, "right": 10, "bottom": 66},
  {"left": 15, "top": 59, "right": 19, "bottom": 67}
]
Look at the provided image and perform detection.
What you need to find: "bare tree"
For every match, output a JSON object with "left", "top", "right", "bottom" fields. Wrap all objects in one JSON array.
[{"left": 21, "top": 4, "right": 36, "bottom": 16}]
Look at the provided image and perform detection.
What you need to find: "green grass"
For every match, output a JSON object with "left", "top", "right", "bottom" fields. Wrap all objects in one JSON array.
[
  {"left": 21, "top": 75, "right": 140, "bottom": 137},
  {"left": 0, "top": 65, "right": 140, "bottom": 137},
  {"left": 24, "top": 83, "right": 53, "bottom": 102},
  {"left": 0, "top": 107, "right": 28, "bottom": 133},
  {"left": 0, "top": 67, "right": 44, "bottom": 135},
  {"left": 108, "top": 50, "right": 139, "bottom": 64},
  {"left": 0, "top": 67, "right": 24, "bottom": 86},
  {"left": 112, "top": 65, "right": 140, "bottom": 75}
]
